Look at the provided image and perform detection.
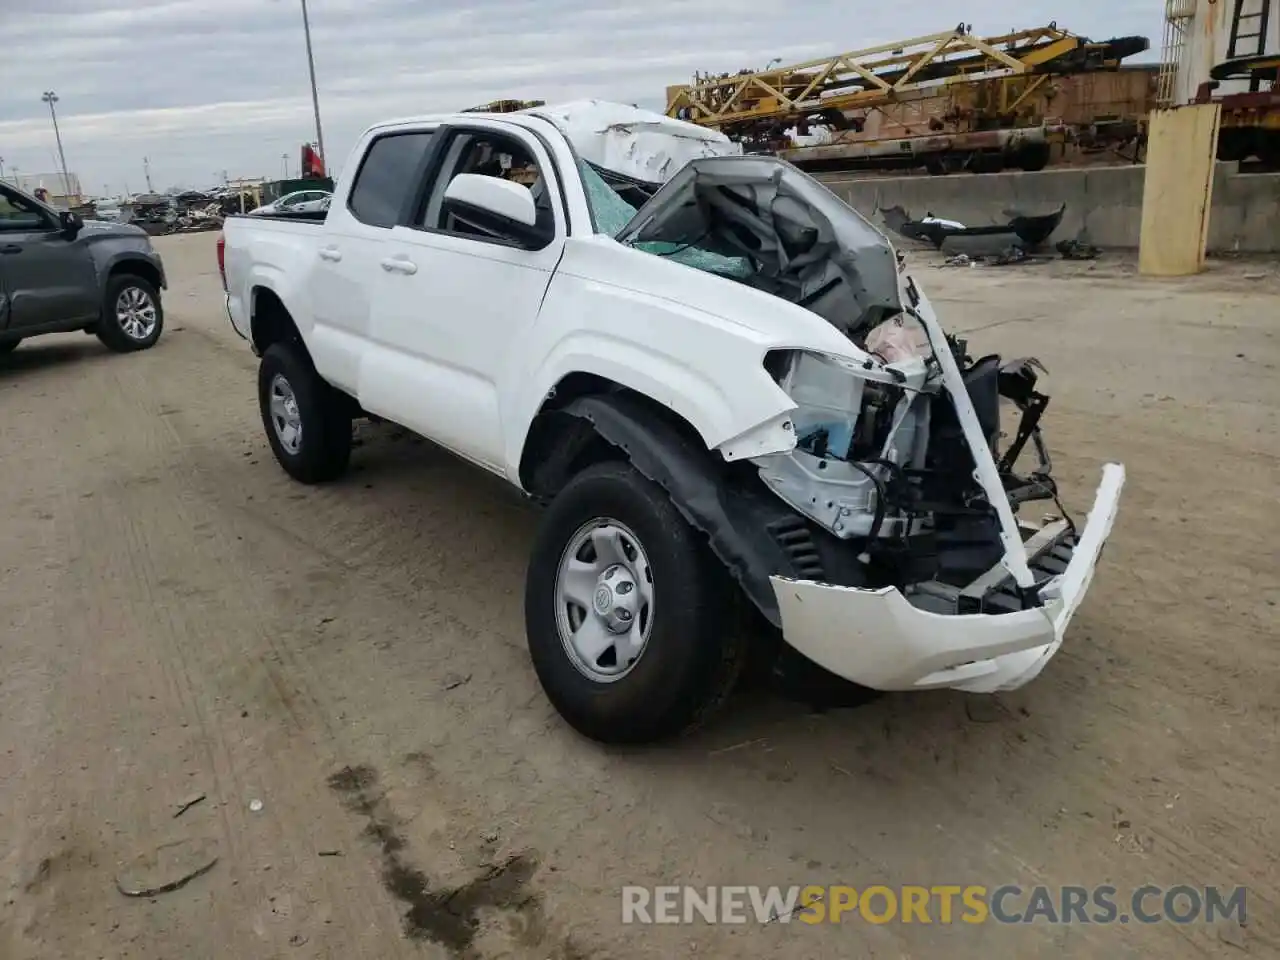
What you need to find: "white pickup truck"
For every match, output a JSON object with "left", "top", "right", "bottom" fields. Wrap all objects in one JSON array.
[{"left": 219, "top": 102, "right": 1125, "bottom": 744}]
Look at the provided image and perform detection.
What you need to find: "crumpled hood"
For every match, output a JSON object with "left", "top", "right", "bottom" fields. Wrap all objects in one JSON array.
[
  {"left": 613, "top": 155, "right": 903, "bottom": 339},
  {"left": 527, "top": 100, "right": 741, "bottom": 183}
]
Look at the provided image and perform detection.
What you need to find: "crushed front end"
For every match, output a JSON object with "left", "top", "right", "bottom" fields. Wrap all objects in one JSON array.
[
  {"left": 753, "top": 283, "right": 1124, "bottom": 693},
  {"left": 606, "top": 153, "right": 1124, "bottom": 694}
]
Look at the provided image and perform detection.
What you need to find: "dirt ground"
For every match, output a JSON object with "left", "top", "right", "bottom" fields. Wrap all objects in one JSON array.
[{"left": 1, "top": 233, "right": 1276, "bottom": 960}]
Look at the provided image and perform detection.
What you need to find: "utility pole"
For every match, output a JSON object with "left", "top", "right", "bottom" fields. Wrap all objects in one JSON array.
[
  {"left": 143, "top": 157, "right": 154, "bottom": 193},
  {"left": 41, "top": 91, "right": 72, "bottom": 204},
  {"left": 0, "top": 156, "right": 5, "bottom": 181},
  {"left": 300, "top": 0, "right": 327, "bottom": 175}
]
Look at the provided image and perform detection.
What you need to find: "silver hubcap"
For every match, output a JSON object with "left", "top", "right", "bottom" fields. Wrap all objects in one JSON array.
[
  {"left": 115, "top": 286, "right": 157, "bottom": 340},
  {"left": 555, "top": 519, "right": 655, "bottom": 683},
  {"left": 268, "top": 374, "right": 303, "bottom": 454}
]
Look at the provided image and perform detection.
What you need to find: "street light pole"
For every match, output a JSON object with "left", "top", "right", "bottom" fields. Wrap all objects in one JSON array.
[
  {"left": 299, "top": 0, "right": 327, "bottom": 175},
  {"left": 41, "top": 91, "right": 73, "bottom": 204}
]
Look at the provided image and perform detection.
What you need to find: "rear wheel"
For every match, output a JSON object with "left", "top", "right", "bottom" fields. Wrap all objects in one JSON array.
[
  {"left": 525, "top": 461, "right": 744, "bottom": 744},
  {"left": 258, "top": 342, "right": 352, "bottom": 483},
  {"left": 96, "top": 274, "right": 163, "bottom": 352}
]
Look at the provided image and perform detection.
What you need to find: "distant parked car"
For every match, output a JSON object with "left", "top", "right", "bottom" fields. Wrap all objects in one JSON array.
[
  {"left": 92, "top": 199, "right": 124, "bottom": 222},
  {"left": 0, "top": 180, "right": 167, "bottom": 355},
  {"left": 249, "top": 190, "right": 332, "bottom": 216}
]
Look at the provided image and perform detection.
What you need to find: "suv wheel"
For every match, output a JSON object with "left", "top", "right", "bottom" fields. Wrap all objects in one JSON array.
[
  {"left": 97, "top": 274, "right": 163, "bottom": 352},
  {"left": 525, "top": 461, "right": 744, "bottom": 744},
  {"left": 258, "top": 342, "right": 352, "bottom": 483}
]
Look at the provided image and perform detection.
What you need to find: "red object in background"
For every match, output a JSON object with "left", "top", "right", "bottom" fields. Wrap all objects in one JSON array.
[{"left": 300, "top": 143, "right": 325, "bottom": 178}]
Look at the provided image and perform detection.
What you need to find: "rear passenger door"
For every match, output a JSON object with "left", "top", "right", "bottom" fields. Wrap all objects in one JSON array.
[
  {"left": 307, "top": 129, "right": 437, "bottom": 394},
  {"left": 362, "top": 122, "right": 566, "bottom": 472}
]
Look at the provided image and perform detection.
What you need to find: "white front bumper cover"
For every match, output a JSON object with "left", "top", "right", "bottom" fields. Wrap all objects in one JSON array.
[{"left": 770, "top": 462, "right": 1125, "bottom": 694}]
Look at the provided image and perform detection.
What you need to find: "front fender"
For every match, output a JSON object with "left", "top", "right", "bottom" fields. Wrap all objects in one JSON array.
[
  {"left": 90, "top": 243, "right": 167, "bottom": 290},
  {"left": 557, "top": 393, "right": 810, "bottom": 626},
  {"left": 503, "top": 280, "right": 807, "bottom": 482},
  {"left": 507, "top": 329, "right": 775, "bottom": 471}
]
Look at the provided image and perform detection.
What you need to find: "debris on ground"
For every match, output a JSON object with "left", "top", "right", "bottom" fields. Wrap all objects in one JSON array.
[
  {"left": 989, "top": 245, "right": 1031, "bottom": 266},
  {"left": 1218, "top": 919, "right": 1248, "bottom": 949},
  {"left": 249, "top": 798, "right": 264, "bottom": 813},
  {"left": 1057, "top": 238, "right": 1101, "bottom": 260},
  {"left": 442, "top": 672, "right": 472, "bottom": 691},
  {"left": 940, "top": 247, "right": 1038, "bottom": 268},
  {"left": 173, "top": 792, "right": 206, "bottom": 818},
  {"left": 116, "top": 838, "right": 219, "bottom": 897}
]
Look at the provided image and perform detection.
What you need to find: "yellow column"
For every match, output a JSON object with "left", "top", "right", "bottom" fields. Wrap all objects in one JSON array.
[{"left": 1139, "top": 103, "right": 1222, "bottom": 276}]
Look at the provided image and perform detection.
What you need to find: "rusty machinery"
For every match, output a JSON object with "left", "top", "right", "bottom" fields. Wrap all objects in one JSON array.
[
  {"left": 462, "top": 99, "right": 547, "bottom": 114},
  {"left": 666, "top": 23, "right": 1148, "bottom": 173}
]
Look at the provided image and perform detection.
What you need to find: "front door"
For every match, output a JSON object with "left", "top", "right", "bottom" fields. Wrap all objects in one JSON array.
[
  {"left": 364, "top": 122, "right": 565, "bottom": 471},
  {"left": 0, "top": 185, "right": 99, "bottom": 330}
]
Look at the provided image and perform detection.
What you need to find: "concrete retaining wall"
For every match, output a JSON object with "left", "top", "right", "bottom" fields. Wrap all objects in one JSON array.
[{"left": 822, "top": 163, "right": 1280, "bottom": 254}]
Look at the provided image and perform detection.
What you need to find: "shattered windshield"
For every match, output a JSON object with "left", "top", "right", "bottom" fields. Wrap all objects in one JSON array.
[{"left": 579, "top": 159, "right": 753, "bottom": 279}]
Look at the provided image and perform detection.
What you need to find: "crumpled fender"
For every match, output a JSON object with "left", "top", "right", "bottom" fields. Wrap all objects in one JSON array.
[{"left": 559, "top": 393, "right": 800, "bottom": 625}]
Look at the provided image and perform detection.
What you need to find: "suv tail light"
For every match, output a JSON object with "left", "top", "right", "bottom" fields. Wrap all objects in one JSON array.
[{"left": 216, "top": 232, "right": 227, "bottom": 290}]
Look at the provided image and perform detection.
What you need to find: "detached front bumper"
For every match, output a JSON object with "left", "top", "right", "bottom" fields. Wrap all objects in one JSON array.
[{"left": 770, "top": 463, "right": 1125, "bottom": 693}]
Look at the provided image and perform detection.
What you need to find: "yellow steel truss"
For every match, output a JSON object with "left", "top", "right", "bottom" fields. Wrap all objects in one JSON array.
[{"left": 665, "top": 24, "right": 1117, "bottom": 131}]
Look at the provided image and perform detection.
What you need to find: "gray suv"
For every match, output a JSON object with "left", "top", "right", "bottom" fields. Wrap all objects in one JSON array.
[{"left": 0, "top": 181, "right": 167, "bottom": 355}]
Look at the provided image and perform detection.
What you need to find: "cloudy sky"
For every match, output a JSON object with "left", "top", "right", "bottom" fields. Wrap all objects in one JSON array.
[{"left": 1, "top": 0, "right": 1159, "bottom": 195}]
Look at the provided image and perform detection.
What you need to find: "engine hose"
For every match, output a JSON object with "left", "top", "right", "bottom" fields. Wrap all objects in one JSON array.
[{"left": 847, "top": 461, "right": 887, "bottom": 541}]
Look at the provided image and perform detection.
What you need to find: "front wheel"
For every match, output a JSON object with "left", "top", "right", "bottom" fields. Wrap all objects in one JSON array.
[
  {"left": 96, "top": 274, "right": 163, "bottom": 352},
  {"left": 524, "top": 461, "right": 744, "bottom": 744},
  {"left": 258, "top": 342, "right": 352, "bottom": 483}
]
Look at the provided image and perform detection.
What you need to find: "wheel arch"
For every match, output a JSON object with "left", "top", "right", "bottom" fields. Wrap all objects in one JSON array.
[
  {"left": 522, "top": 387, "right": 809, "bottom": 628},
  {"left": 105, "top": 255, "right": 164, "bottom": 294},
  {"left": 249, "top": 286, "right": 310, "bottom": 362}
]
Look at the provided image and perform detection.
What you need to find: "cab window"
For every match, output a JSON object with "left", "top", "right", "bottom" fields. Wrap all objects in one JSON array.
[
  {"left": 0, "top": 187, "right": 49, "bottom": 231},
  {"left": 419, "top": 130, "right": 554, "bottom": 245}
]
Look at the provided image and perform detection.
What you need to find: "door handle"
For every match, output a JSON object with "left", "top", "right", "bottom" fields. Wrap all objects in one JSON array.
[
  {"left": 0, "top": 244, "right": 21, "bottom": 255},
  {"left": 318, "top": 247, "right": 342, "bottom": 262},
  {"left": 380, "top": 256, "right": 418, "bottom": 275}
]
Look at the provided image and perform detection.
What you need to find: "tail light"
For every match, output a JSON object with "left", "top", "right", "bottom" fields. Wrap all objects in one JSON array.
[{"left": 216, "top": 233, "right": 227, "bottom": 290}]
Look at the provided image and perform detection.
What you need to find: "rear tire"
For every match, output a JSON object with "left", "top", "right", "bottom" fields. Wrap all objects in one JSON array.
[
  {"left": 96, "top": 274, "right": 163, "bottom": 352},
  {"left": 525, "top": 461, "right": 744, "bottom": 744},
  {"left": 258, "top": 342, "right": 352, "bottom": 483}
]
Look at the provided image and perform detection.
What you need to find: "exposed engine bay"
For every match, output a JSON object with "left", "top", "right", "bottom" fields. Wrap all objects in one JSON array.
[{"left": 756, "top": 327, "right": 1072, "bottom": 618}]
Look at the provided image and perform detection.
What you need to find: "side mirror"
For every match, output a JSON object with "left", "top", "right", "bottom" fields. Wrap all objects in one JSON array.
[
  {"left": 442, "top": 173, "right": 551, "bottom": 248},
  {"left": 59, "top": 211, "right": 84, "bottom": 238}
]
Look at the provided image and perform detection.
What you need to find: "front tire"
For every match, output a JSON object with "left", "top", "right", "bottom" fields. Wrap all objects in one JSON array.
[
  {"left": 97, "top": 274, "right": 163, "bottom": 352},
  {"left": 525, "top": 461, "right": 744, "bottom": 744},
  {"left": 258, "top": 342, "right": 351, "bottom": 483}
]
